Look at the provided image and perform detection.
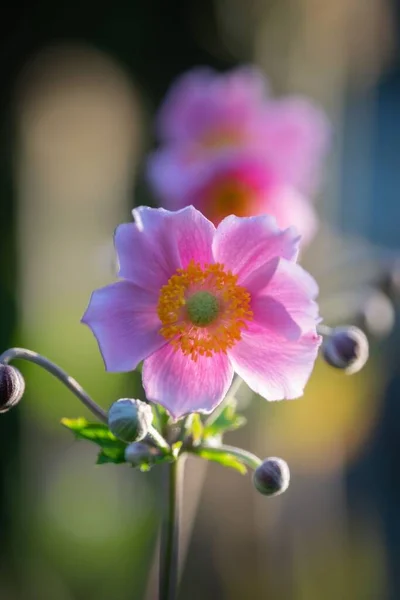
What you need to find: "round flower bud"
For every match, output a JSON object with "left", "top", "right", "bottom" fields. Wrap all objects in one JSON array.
[
  {"left": 0, "top": 364, "right": 25, "bottom": 413},
  {"left": 322, "top": 326, "right": 369, "bottom": 374},
  {"left": 124, "top": 442, "right": 157, "bottom": 467},
  {"left": 253, "top": 457, "right": 290, "bottom": 497},
  {"left": 108, "top": 398, "right": 153, "bottom": 442}
]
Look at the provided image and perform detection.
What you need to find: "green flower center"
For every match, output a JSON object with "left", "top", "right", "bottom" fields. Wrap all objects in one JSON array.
[{"left": 186, "top": 291, "right": 220, "bottom": 327}]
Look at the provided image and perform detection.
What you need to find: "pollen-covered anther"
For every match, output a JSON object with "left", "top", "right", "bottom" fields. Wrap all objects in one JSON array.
[{"left": 157, "top": 260, "right": 253, "bottom": 361}]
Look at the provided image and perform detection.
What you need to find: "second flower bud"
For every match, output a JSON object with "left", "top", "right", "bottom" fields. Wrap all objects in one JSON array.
[{"left": 108, "top": 398, "right": 153, "bottom": 443}]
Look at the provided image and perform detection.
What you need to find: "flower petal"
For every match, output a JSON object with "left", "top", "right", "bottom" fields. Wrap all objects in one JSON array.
[
  {"left": 213, "top": 214, "right": 300, "bottom": 282},
  {"left": 133, "top": 205, "right": 215, "bottom": 269},
  {"left": 146, "top": 147, "right": 195, "bottom": 208},
  {"left": 265, "top": 258, "right": 319, "bottom": 333},
  {"left": 115, "top": 213, "right": 181, "bottom": 291},
  {"left": 228, "top": 327, "right": 321, "bottom": 400},
  {"left": 82, "top": 281, "right": 165, "bottom": 372},
  {"left": 157, "top": 66, "right": 268, "bottom": 143},
  {"left": 251, "top": 296, "right": 302, "bottom": 341},
  {"left": 257, "top": 183, "right": 318, "bottom": 246},
  {"left": 115, "top": 206, "right": 215, "bottom": 290},
  {"left": 142, "top": 345, "right": 234, "bottom": 419},
  {"left": 242, "top": 258, "right": 319, "bottom": 333},
  {"left": 261, "top": 96, "right": 331, "bottom": 193}
]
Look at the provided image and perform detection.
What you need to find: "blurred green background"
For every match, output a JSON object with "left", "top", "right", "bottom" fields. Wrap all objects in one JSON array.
[{"left": 1, "top": 0, "right": 400, "bottom": 598}]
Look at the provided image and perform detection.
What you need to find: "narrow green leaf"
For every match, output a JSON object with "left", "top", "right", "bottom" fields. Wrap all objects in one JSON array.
[
  {"left": 191, "top": 413, "right": 204, "bottom": 444},
  {"left": 151, "top": 404, "right": 169, "bottom": 433},
  {"left": 193, "top": 447, "right": 247, "bottom": 475},
  {"left": 172, "top": 441, "right": 183, "bottom": 458}
]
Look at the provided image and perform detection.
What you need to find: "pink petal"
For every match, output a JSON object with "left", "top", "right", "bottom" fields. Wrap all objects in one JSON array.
[
  {"left": 257, "top": 183, "right": 318, "bottom": 246},
  {"left": 228, "top": 326, "right": 321, "bottom": 400},
  {"left": 81, "top": 281, "right": 165, "bottom": 372},
  {"left": 240, "top": 257, "right": 279, "bottom": 296},
  {"left": 115, "top": 207, "right": 215, "bottom": 291},
  {"left": 134, "top": 205, "right": 215, "bottom": 269},
  {"left": 261, "top": 96, "right": 330, "bottom": 193},
  {"left": 266, "top": 258, "right": 320, "bottom": 333},
  {"left": 242, "top": 258, "right": 319, "bottom": 334},
  {"left": 212, "top": 214, "right": 300, "bottom": 283},
  {"left": 157, "top": 66, "right": 268, "bottom": 143},
  {"left": 146, "top": 147, "right": 194, "bottom": 208},
  {"left": 115, "top": 221, "right": 180, "bottom": 292},
  {"left": 142, "top": 345, "right": 234, "bottom": 419},
  {"left": 251, "top": 296, "right": 301, "bottom": 341}
]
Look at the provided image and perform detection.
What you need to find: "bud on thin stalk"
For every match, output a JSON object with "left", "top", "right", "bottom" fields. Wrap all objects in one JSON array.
[
  {"left": 0, "top": 364, "right": 25, "bottom": 413},
  {"left": 321, "top": 325, "right": 369, "bottom": 374},
  {"left": 253, "top": 457, "right": 290, "bottom": 497}
]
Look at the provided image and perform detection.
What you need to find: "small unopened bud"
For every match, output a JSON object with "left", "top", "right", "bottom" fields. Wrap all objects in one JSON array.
[
  {"left": 124, "top": 442, "right": 158, "bottom": 467},
  {"left": 253, "top": 457, "right": 290, "bottom": 497},
  {"left": 0, "top": 364, "right": 25, "bottom": 413},
  {"left": 322, "top": 326, "right": 369, "bottom": 374},
  {"left": 108, "top": 398, "right": 153, "bottom": 442}
]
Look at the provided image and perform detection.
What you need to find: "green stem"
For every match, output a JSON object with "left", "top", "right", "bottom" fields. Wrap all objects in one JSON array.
[
  {"left": 193, "top": 444, "right": 262, "bottom": 471},
  {"left": 146, "top": 426, "right": 170, "bottom": 453},
  {"left": 159, "top": 457, "right": 184, "bottom": 600},
  {"left": 204, "top": 375, "right": 243, "bottom": 427},
  {"left": 0, "top": 347, "right": 107, "bottom": 422}
]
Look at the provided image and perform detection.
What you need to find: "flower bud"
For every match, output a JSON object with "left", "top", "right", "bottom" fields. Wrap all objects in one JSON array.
[
  {"left": 253, "top": 457, "right": 290, "bottom": 497},
  {"left": 108, "top": 398, "right": 153, "bottom": 442},
  {"left": 322, "top": 326, "right": 369, "bottom": 374},
  {"left": 124, "top": 442, "right": 158, "bottom": 467},
  {"left": 0, "top": 364, "right": 25, "bottom": 413}
]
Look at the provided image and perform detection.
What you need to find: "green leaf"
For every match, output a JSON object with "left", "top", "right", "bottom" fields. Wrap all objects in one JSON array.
[
  {"left": 193, "top": 447, "right": 247, "bottom": 475},
  {"left": 190, "top": 414, "right": 204, "bottom": 444},
  {"left": 151, "top": 404, "right": 169, "bottom": 433},
  {"left": 172, "top": 441, "right": 183, "bottom": 458},
  {"left": 203, "top": 401, "right": 247, "bottom": 438},
  {"left": 61, "top": 418, "right": 119, "bottom": 446},
  {"left": 130, "top": 453, "right": 175, "bottom": 471},
  {"left": 62, "top": 418, "right": 128, "bottom": 465},
  {"left": 97, "top": 446, "right": 127, "bottom": 465}
]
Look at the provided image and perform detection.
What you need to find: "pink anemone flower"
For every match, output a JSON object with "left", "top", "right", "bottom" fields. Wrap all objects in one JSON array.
[
  {"left": 150, "top": 66, "right": 330, "bottom": 196},
  {"left": 82, "top": 206, "right": 321, "bottom": 419},
  {"left": 148, "top": 149, "right": 318, "bottom": 245}
]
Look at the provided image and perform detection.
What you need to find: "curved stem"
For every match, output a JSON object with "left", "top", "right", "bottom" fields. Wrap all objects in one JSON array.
[
  {"left": 146, "top": 426, "right": 170, "bottom": 453},
  {"left": 159, "top": 457, "right": 185, "bottom": 600},
  {"left": 0, "top": 347, "right": 107, "bottom": 423},
  {"left": 193, "top": 444, "right": 262, "bottom": 471},
  {"left": 317, "top": 324, "right": 333, "bottom": 337},
  {"left": 204, "top": 375, "right": 243, "bottom": 427}
]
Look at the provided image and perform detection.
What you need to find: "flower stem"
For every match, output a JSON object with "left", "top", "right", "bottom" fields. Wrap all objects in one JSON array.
[
  {"left": 194, "top": 444, "right": 262, "bottom": 471},
  {"left": 0, "top": 347, "right": 107, "bottom": 423},
  {"left": 159, "top": 457, "right": 185, "bottom": 600},
  {"left": 204, "top": 375, "right": 243, "bottom": 427},
  {"left": 147, "top": 426, "right": 170, "bottom": 453},
  {"left": 317, "top": 324, "right": 333, "bottom": 337}
]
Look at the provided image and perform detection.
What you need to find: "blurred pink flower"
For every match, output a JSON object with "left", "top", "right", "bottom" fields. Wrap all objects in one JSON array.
[
  {"left": 148, "top": 149, "right": 318, "bottom": 244},
  {"left": 82, "top": 206, "right": 321, "bottom": 419},
  {"left": 149, "top": 66, "right": 330, "bottom": 197}
]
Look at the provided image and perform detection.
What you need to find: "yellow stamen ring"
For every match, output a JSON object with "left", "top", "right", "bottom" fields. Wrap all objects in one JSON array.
[{"left": 157, "top": 260, "right": 253, "bottom": 361}]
